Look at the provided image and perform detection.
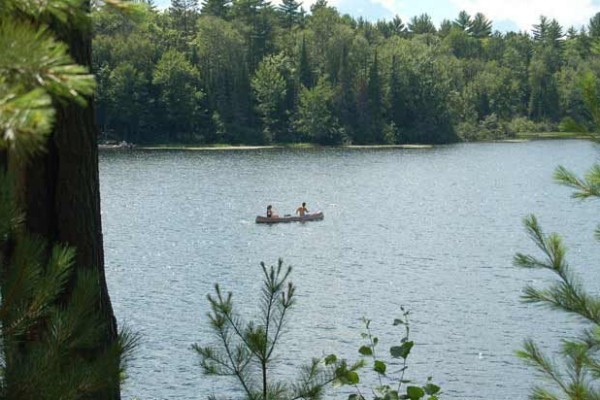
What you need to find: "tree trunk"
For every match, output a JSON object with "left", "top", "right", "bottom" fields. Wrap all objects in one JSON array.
[{"left": 10, "top": 5, "right": 121, "bottom": 399}]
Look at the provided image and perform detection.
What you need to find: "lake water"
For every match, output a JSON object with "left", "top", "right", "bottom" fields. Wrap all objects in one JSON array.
[{"left": 100, "top": 140, "right": 600, "bottom": 400}]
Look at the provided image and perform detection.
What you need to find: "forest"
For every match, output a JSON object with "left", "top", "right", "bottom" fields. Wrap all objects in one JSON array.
[{"left": 92, "top": 0, "right": 600, "bottom": 145}]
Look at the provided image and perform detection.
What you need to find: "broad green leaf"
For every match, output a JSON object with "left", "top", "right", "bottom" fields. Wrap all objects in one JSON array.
[
  {"left": 391, "top": 341, "right": 414, "bottom": 359},
  {"left": 393, "top": 318, "right": 404, "bottom": 325},
  {"left": 359, "top": 346, "right": 373, "bottom": 356},
  {"left": 406, "top": 386, "right": 425, "bottom": 400},
  {"left": 325, "top": 354, "right": 337, "bottom": 365},
  {"left": 384, "top": 390, "right": 399, "bottom": 400},
  {"left": 346, "top": 371, "right": 359, "bottom": 385},
  {"left": 423, "top": 383, "right": 440, "bottom": 395},
  {"left": 374, "top": 360, "right": 386, "bottom": 375}
]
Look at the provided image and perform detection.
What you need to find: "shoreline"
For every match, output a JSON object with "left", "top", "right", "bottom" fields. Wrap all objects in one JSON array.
[
  {"left": 99, "top": 144, "right": 435, "bottom": 151},
  {"left": 98, "top": 133, "right": 596, "bottom": 151}
]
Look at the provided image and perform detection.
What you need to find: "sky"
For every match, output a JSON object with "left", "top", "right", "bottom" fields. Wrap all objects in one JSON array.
[{"left": 157, "top": 0, "right": 600, "bottom": 33}]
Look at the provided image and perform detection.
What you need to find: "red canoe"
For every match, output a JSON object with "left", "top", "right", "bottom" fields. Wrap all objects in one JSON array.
[{"left": 255, "top": 212, "right": 324, "bottom": 224}]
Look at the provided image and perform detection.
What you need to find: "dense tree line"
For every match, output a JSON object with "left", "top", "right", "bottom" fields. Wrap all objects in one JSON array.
[{"left": 93, "top": 1, "right": 600, "bottom": 145}]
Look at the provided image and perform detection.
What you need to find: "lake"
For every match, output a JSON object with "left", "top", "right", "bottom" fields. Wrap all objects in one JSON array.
[{"left": 100, "top": 140, "right": 600, "bottom": 399}]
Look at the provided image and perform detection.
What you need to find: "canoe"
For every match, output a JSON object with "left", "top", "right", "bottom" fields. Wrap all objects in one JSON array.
[{"left": 255, "top": 212, "right": 324, "bottom": 224}]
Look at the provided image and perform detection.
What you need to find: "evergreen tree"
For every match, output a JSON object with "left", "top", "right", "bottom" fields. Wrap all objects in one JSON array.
[
  {"left": 438, "top": 19, "right": 453, "bottom": 37},
  {"left": 89, "top": 1, "right": 600, "bottom": 146},
  {"left": 454, "top": 10, "right": 471, "bottom": 31},
  {"left": 528, "top": 51, "right": 560, "bottom": 121},
  {"left": 388, "top": 55, "right": 407, "bottom": 134},
  {"left": 170, "top": 0, "right": 199, "bottom": 36},
  {"left": 547, "top": 18, "right": 564, "bottom": 47},
  {"left": 515, "top": 164, "right": 600, "bottom": 400},
  {"left": 194, "top": 260, "right": 363, "bottom": 400},
  {"left": 589, "top": 12, "right": 600, "bottom": 38},
  {"left": 310, "top": 0, "right": 328, "bottom": 13},
  {"left": 0, "top": 1, "right": 133, "bottom": 398},
  {"left": 408, "top": 13, "right": 436, "bottom": 34},
  {"left": 200, "top": 0, "right": 230, "bottom": 18},
  {"left": 469, "top": 12, "right": 492, "bottom": 38},
  {"left": 391, "top": 15, "right": 406, "bottom": 36},
  {"left": 298, "top": 36, "right": 313, "bottom": 89},
  {"left": 335, "top": 44, "right": 356, "bottom": 140},
  {"left": 532, "top": 15, "right": 550, "bottom": 41},
  {"left": 278, "top": 0, "right": 301, "bottom": 29},
  {"left": 367, "top": 52, "right": 383, "bottom": 143}
]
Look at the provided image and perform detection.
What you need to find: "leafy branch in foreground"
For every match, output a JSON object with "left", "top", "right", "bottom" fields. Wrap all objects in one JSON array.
[
  {"left": 514, "top": 163, "right": 600, "bottom": 400},
  {"left": 194, "top": 259, "right": 362, "bottom": 400},
  {"left": 0, "top": 0, "right": 138, "bottom": 396},
  {"left": 0, "top": 170, "right": 137, "bottom": 399},
  {"left": 195, "top": 260, "right": 441, "bottom": 400},
  {"left": 348, "top": 308, "right": 441, "bottom": 400}
]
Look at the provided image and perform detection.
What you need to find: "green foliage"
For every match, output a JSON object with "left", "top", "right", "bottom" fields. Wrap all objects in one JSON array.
[
  {"left": 469, "top": 13, "right": 492, "bottom": 38},
  {"left": 558, "top": 117, "right": 587, "bottom": 133},
  {"left": 408, "top": 14, "right": 436, "bottom": 34},
  {"left": 196, "top": 263, "right": 441, "bottom": 400},
  {"left": 580, "top": 71, "right": 600, "bottom": 131},
  {"left": 252, "top": 54, "right": 288, "bottom": 143},
  {"left": 0, "top": 178, "right": 137, "bottom": 397},
  {"left": 0, "top": 0, "right": 136, "bottom": 397},
  {"left": 194, "top": 259, "right": 360, "bottom": 400},
  {"left": 295, "top": 78, "right": 346, "bottom": 145},
  {"left": 456, "top": 114, "right": 511, "bottom": 141},
  {"left": 91, "top": 2, "right": 600, "bottom": 145},
  {"left": 514, "top": 164, "right": 600, "bottom": 399},
  {"left": 0, "top": 20, "right": 94, "bottom": 159},
  {"left": 152, "top": 49, "right": 204, "bottom": 141},
  {"left": 506, "top": 117, "right": 555, "bottom": 134},
  {"left": 346, "top": 310, "right": 442, "bottom": 400}
]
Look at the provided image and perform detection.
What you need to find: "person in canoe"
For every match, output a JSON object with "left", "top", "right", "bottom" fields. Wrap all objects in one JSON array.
[
  {"left": 266, "top": 205, "right": 278, "bottom": 218},
  {"left": 295, "top": 202, "right": 309, "bottom": 217}
]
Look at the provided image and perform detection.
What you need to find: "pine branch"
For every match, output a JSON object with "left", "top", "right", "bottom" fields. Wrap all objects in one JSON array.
[
  {"left": 554, "top": 165, "right": 600, "bottom": 200},
  {"left": 530, "top": 386, "right": 560, "bottom": 400},
  {"left": 0, "top": 21, "right": 95, "bottom": 104},
  {"left": 517, "top": 339, "right": 567, "bottom": 393}
]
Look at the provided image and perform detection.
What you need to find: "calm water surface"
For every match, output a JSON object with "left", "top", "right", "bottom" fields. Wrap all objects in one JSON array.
[{"left": 100, "top": 140, "right": 600, "bottom": 399}]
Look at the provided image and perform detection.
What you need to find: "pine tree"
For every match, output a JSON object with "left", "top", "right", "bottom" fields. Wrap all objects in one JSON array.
[
  {"left": 589, "top": 12, "right": 600, "bottom": 38},
  {"left": 514, "top": 164, "right": 600, "bottom": 400},
  {"left": 279, "top": 0, "right": 301, "bottom": 29},
  {"left": 0, "top": 1, "right": 134, "bottom": 398},
  {"left": 367, "top": 51, "right": 383, "bottom": 143},
  {"left": 532, "top": 15, "right": 549, "bottom": 41},
  {"left": 298, "top": 36, "right": 313, "bottom": 89},
  {"left": 335, "top": 44, "right": 356, "bottom": 140},
  {"left": 201, "top": 0, "right": 230, "bottom": 18},
  {"left": 170, "top": 0, "right": 199, "bottom": 36},
  {"left": 408, "top": 13, "right": 436, "bottom": 34},
  {"left": 454, "top": 10, "right": 471, "bottom": 31},
  {"left": 469, "top": 12, "right": 492, "bottom": 38},
  {"left": 388, "top": 55, "right": 407, "bottom": 136},
  {"left": 194, "top": 260, "right": 362, "bottom": 399},
  {"left": 391, "top": 15, "right": 406, "bottom": 36}
]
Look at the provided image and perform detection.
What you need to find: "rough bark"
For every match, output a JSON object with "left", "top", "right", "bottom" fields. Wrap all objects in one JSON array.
[{"left": 9, "top": 5, "right": 120, "bottom": 399}]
